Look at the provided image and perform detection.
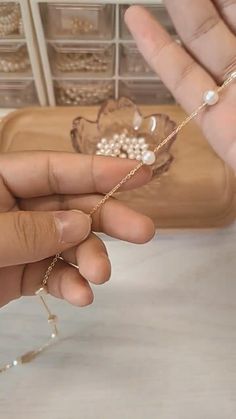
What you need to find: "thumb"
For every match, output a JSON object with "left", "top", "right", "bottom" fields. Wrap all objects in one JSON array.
[{"left": 0, "top": 210, "right": 91, "bottom": 267}]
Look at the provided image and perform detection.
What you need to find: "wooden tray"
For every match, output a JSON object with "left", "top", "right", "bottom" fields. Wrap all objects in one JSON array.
[{"left": 0, "top": 105, "right": 235, "bottom": 228}]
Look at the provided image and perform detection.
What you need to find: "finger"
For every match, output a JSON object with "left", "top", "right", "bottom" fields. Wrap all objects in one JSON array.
[
  {"left": 163, "top": 0, "right": 236, "bottom": 82},
  {"left": 0, "top": 152, "right": 152, "bottom": 200},
  {"left": 125, "top": 6, "right": 216, "bottom": 117},
  {"left": 0, "top": 265, "right": 24, "bottom": 307},
  {"left": 213, "top": 0, "right": 236, "bottom": 33},
  {"left": 0, "top": 210, "right": 91, "bottom": 266},
  {"left": 21, "top": 258, "right": 94, "bottom": 307},
  {"left": 21, "top": 194, "right": 155, "bottom": 244},
  {"left": 62, "top": 233, "right": 111, "bottom": 285}
]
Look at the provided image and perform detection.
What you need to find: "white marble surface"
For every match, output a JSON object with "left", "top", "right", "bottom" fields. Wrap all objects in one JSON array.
[{"left": 1, "top": 227, "right": 236, "bottom": 419}]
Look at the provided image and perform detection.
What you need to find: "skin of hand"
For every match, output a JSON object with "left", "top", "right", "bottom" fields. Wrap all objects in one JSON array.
[
  {"left": 0, "top": 152, "right": 155, "bottom": 308},
  {"left": 125, "top": 0, "right": 236, "bottom": 169}
]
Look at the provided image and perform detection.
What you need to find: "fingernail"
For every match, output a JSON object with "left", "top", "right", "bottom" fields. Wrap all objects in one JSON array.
[{"left": 54, "top": 210, "right": 91, "bottom": 244}]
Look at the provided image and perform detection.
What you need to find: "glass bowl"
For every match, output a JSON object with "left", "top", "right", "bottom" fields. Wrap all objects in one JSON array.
[{"left": 70, "top": 97, "right": 177, "bottom": 177}]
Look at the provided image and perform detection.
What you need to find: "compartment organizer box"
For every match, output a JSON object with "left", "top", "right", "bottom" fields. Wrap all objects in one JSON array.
[
  {"left": 30, "top": 0, "right": 178, "bottom": 106},
  {"left": 0, "top": 0, "right": 47, "bottom": 107}
]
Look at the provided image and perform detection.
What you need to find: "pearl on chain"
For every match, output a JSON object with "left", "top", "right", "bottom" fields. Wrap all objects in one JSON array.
[
  {"left": 230, "top": 71, "right": 236, "bottom": 80},
  {"left": 203, "top": 90, "right": 219, "bottom": 106},
  {"left": 141, "top": 150, "right": 156, "bottom": 166}
]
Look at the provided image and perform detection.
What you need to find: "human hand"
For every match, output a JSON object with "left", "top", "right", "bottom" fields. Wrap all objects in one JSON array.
[
  {"left": 0, "top": 152, "right": 154, "bottom": 308},
  {"left": 125, "top": 1, "right": 236, "bottom": 169}
]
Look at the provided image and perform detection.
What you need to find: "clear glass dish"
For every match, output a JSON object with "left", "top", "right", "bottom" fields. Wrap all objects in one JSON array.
[{"left": 71, "top": 97, "right": 177, "bottom": 177}]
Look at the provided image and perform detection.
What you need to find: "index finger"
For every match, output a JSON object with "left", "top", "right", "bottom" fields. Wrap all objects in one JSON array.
[{"left": 0, "top": 151, "right": 152, "bottom": 198}]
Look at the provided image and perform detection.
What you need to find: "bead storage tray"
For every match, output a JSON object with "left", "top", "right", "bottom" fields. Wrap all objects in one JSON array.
[
  {"left": 31, "top": 1, "right": 178, "bottom": 107},
  {"left": 48, "top": 42, "right": 115, "bottom": 77},
  {"left": 0, "top": 42, "right": 32, "bottom": 77},
  {"left": 0, "top": 104, "right": 235, "bottom": 229}
]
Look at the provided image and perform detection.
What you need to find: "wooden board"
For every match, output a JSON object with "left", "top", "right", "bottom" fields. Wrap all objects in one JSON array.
[{"left": 0, "top": 105, "right": 235, "bottom": 228}]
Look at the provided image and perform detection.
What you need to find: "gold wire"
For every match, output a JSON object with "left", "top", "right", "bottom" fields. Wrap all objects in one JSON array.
[{"left": 1, "top": 71, "right": 235, "bottom": 373}]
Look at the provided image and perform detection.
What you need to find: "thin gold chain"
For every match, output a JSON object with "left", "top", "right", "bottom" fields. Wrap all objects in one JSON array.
[{"left": 1, "top": 71, "right": 235, "bottom": 373}]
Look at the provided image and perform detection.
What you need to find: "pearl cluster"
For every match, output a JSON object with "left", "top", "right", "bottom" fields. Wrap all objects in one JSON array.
[
  {"left": 96, "top": 130, "right": 156, "bottom": 165},
  {"left": 71, "top": 18, "right": 96, "bottom": 35},
  {"left": 0, "top": 45, "right": 30, "bottom": 73},
  {"left": 56, "top": 81, "right": 113, "bottom": 106},
  {"left": 54, "top": 48, "right": 112, "bottom": 74},
  {"left": 0, "top": 3, "right": 23, "bottom": 37}
]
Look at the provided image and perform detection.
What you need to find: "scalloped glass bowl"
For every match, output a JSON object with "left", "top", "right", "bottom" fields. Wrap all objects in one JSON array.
[{"left": 71, "top": 97, "right": 177, "bottom": 177}]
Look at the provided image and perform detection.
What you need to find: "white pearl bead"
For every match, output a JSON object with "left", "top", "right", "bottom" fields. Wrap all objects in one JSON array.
[
  {"left": 131, "top": 138, "right": 137, "bottom": 145},
  {"left": 101, "top": 138, "right": 107, "bottom": 145},
  {"left": 230, "top": 71, "right": 236, "bottom": 80},
  {"left": 113, "top": 134, "right": 119, "bottom": 141},
  {"left": 122, "top": 144, "right": 128, "bottom": 151},
  {"left": 128, "top": 153, "right": 135, "bottom": 160},
  {"left": 138, "top": 137, "right": 145, "bottom": 145},
  {"left": 114, "top": 148, "right": 120, "bottom": 156},
  {"left": 142, "top": 150, "right": 156, "bottom": 166},
  {"left": 136, "top": 154, "right": 142, "bottom": 161},
  {"left": 141, "top": 144, "right": 148, "bottom": 151},
  {"left": 125, "top": 138, "right": 131, "bottom": 144},
  {"left": 119, "top": 153, "right": 127, "bottom": 159},
  {"left": 97, "top": 142, "right": 103, "bottom": 149},
  {"left": 203, "top": 90, "right": 219, "bottom": 106}
]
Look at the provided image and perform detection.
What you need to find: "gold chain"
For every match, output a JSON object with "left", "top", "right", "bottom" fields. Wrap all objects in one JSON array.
[{"left": 1, "top": 71, "right": 235, "bottom": 373}]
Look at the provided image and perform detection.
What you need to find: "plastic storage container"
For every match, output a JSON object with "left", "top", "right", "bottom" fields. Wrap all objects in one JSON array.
[
  {"left": 120, "top": 4, "right": 176, "bottom": 39},
  {"left": 48, "top": 42, "right": 115, "bottom": 77},
  {"left": 119, "top": 79, "right": 174, "bottom": 105},
  {"left": 0, "top": 2, "right": 24, "bottom": 38},
  {"left": 120, "top": 43, "right": 154, "bottom": 76},
  {"left": 0, "top": 79, "right": 38, "bottom": 108},
  {"left": 42, "top": 3, "right": 115, "bottom": 40},
  {"left": 54, "top": 79, "right": 115, "bottom": 106},
  {"left": 0, "top": 42, "right": 31, "bottom": 76}
]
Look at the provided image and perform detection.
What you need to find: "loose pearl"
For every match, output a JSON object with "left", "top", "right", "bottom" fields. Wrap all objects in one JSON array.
[
  {"left": 122, "top": 144, "right": 128, "bottom": 151},
  {"left": 114, "top": 148, "right": 120, "bottom": 156},
  {"left": 119, "top": 153, "right": 127, "bottom": 159},
  {"left": 142, "top": 150, "right": 156, "bottom": 166},
  {"left": 97, "top": 142, "right": 103, "bottom": 149},
  {"left": 136, "top": 154, "right": 142, "bottom": 161},
  {"left": 141, "top": 144, "right": 148, "bottom": 151},
  {"left": 101, "top": 138, "right": 107, "bottom": 145},
  {"left": 128, "top": 153, "right": 135, "bottom": 160},
  {"left": 203, "top": 90, "right": 219, "bottom": 106},
  {"left": 138, "top": 137, "right": 145, "bottom": 145}
]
